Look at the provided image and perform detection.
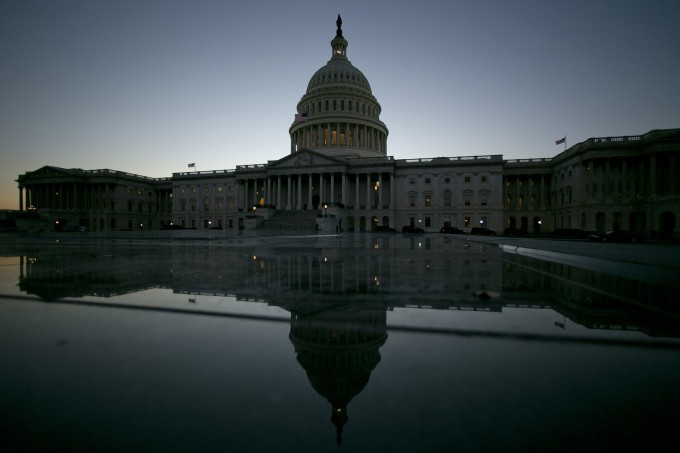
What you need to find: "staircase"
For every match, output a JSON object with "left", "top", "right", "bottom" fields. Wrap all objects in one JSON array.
[{"left": 259, "top": 210, "right": 319, "bottom": 231}]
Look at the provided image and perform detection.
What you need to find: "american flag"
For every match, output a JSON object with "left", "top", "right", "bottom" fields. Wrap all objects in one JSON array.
[
  {"left": 555, "top": 137, "right": 566, "bottom": 145},
  {"left": 188, "top": 163, "right": 195, "bottom": 168},
  {"left": 294, "top": 113, "right": 308, "bottom": 122}
]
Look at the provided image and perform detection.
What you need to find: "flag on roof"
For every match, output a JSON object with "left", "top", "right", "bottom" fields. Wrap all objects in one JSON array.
[
  {"left": 555, "top": 137, "right": 566, "bottom": 145},
  {"left": 188, "top": 163, "right": 195, "bottom": 168},
  {"left": 294, "top": 113, "right": 308, "bottom": 122}
]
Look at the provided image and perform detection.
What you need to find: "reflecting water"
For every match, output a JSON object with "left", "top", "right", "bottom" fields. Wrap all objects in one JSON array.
[{"left": 1, "top": 234, "right": 680, "bottom": 451}]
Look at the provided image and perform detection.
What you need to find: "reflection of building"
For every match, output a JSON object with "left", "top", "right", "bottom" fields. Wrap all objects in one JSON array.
[
  {"left": 14, "top": 17, "right": 679, "bottom": 236},
  {"left": 289, "top": 307, "right": 387, "bottom": 445},
  {"left": 11, "top": 238, "right": 680, "bottom": 338}
]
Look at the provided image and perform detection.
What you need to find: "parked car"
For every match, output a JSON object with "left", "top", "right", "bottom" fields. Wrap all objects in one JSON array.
[
  {"left": 470, "top": 227, "right": 496, "bottom": 236},
  {"left": 440, "top": 226, "right": 464, "bottom": 234},
  {"left": 374, "top": 225, "right": 397, "bottom": 232},
  {"left": 588, "top": 230, "right": 641, "bottom": 242},
  {"left": 401, "top": 225, "right": 424, "bottom": 234},
  {"left": 503, "top": 227, "right": 526, "bottom": 236}
]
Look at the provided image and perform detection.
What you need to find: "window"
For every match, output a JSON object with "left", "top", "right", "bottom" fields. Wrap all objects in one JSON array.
[
  {"left": 204, "top": 187, "right": 209, "bottom": 193},
  {"left": 481, "top": 176, "right": 487, "bottom": 183},
  {"left": 424, "top": 194, "right": 431, "bottom": 206},
  {"left": 464, "top": 216, "right": 471, "bottom": 228},
  {"left": 464, "top": 176, "right": 471, "bottom": 183},
  {"left": 409, "top": 179, "right": 415, "bottom": 185},
  {"left": 204, "top": 198, "right": 210, "bottom": 211},
  {"left": 463, "top": 190, "right": 472, "bottom": 206},
  {"left": 443, "top": 190, "right": 451, "bottom": 207},
  {"left": 480, "top": 191, "right": 488, "bottom": 206},
  {"left": 408, "top": 192, "right": 416, "bottom": 207},
  {"left": 217, "top": 186, "right": 223, "bottom": 193},
  {"left": 425, "top": 217, "right": 431, "bottom": 227},
  {"left": 191, "top": 187, "right": 197, "bottom": 193},
  {"left": 425, "top": 178, "right": 431, "bottom": 184},
  {"left": 444, "top": 177, "right": 451, "bottom": 183}
]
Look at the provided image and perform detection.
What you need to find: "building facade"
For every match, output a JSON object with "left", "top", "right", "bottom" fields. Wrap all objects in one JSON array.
[{"left": 15, "top": 17, "right": 680, "bottom": 237}]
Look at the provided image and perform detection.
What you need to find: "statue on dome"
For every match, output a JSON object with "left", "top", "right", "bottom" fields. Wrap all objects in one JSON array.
[{"left": 336, "top": 14, "right": 343, "bottom": 38}]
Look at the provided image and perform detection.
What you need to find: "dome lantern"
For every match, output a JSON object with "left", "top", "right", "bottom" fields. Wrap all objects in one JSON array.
[{"left": 331, "top": 14, "right": 348, "bottom": 59}]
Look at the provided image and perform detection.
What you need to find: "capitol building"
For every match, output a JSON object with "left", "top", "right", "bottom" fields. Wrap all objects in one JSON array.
[{"left": 16, "top": 17, "right": 680, "bottom": 237}]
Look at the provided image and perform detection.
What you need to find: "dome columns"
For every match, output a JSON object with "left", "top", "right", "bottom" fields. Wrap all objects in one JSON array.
[{"left": 290, "top": 122, "right": 387, "bottom": 156}]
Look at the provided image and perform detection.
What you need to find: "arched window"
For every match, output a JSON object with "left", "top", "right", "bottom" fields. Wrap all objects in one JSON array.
[{"left": 443, "top": 190, "right": 452, "bottom": 207}]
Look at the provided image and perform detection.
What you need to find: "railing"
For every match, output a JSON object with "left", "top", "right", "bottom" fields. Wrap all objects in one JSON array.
[
  {"left": 173, "top": 169, "right": 236, "bottom": 177},
  {"left": 83, "top": 168, "right": 170, "bottom": 182},
  {"left": 400, "top": 155, "right": 502, "bottom": 164}
]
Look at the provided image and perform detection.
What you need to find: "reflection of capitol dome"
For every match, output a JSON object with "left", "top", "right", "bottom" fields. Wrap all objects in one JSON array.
[
  {"left": 289, "top": 308, "right": 388, "bottom": 446},
  {"left": 289, "top": 15, "right": 389, "bottom": 159}
]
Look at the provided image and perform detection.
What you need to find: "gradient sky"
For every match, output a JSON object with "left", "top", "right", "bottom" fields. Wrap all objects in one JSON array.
[{"left": 2, "top": 0, "right": 679, "bottom": 209}]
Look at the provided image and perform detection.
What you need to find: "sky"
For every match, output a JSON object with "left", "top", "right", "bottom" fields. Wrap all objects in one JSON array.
[{"left": 1, "top": 0, "right": 679, "bottom": 209}]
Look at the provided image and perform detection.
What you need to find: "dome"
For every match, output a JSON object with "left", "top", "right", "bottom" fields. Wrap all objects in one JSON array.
[
  {"left": 289, "top": 15, "right": 388, "bottom": 159},
  {"left": 306, "top": 59, "right": 373, "bottom": 95}
]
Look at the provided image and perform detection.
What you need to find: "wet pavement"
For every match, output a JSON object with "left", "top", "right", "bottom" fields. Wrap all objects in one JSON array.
[{"left": 1, "top": 232, "right": 680, "bottom": 451}]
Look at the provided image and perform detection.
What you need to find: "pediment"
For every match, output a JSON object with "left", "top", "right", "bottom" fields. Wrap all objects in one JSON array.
[
  {"left": 25, "top": 166, "right": 81, "bottom": 179},
  {"left": 268, "top": 150, "right": 345, "bottom": 170}
]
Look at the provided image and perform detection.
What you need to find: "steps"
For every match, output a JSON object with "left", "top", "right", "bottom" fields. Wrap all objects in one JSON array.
[{"left": 259, "top": 210, "right": 319, "bottom": 231}]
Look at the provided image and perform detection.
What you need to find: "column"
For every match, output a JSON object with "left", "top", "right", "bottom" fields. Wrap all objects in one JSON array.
[
  {"left": 287, "top": 175, "right": 292, "bottom": 210},
  {"left": 621, "top": 161, "right": 627, "bottom": 198},
  {"left": 320, "top": 173, "right": 325, "bottom": 203},
  {"left": 297, "top": 175, "right": 303, "bottom": 210},
  {"left": 650, "top": 156, "right": 656, "bottom": 196},
  {"left": 378, "top": 174, "right": 383, "bottom": 207},
  {"left": 341, "top": 173, "right": 346, "bottom": 205},
  {"left": 244, "top": 179, "right": 249, "bottom": 212},
  {"left": 366, "top": 174, "right": 371, "bottom": 208},
  {"left": 18, "top": 186, "right": 24, "bottom": 211},
  {"left": 307, "top": 173, "right": 312, "bottom": 209},
  {"left": 330, "top": 173, "right": 335, "bottom": 203},
  {"left": 390, "top": 174, "right": 396, "bottom": 209},
  {"left": 355, "top": 174, "right": 360, "bottom": 207}
]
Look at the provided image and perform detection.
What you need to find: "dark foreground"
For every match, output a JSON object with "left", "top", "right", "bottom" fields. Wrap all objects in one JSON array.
[{"left": 1, "top": 233, "right": 680, "bottom": 452}]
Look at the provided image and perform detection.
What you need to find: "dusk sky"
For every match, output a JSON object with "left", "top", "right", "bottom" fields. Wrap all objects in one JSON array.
[{"left": 2, "top": 0, "right": 679, "bottom": 209}]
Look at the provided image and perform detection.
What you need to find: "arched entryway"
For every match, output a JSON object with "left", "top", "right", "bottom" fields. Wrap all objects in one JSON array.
[
  {"left": 595, "top": 212, "right": 605, "bottom": 232},
  {"left": 659, "top": 211, "right": 676, "bottom": 238}
]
